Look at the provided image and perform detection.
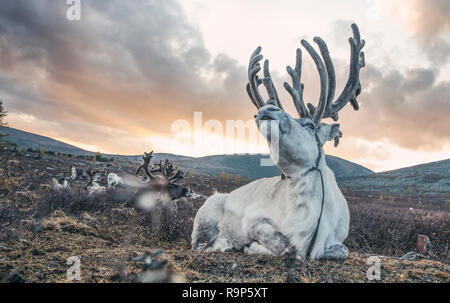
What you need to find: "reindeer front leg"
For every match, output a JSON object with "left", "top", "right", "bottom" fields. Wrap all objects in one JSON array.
[{"left": 247, "top": 218, "right": 295, "bottom": 256}]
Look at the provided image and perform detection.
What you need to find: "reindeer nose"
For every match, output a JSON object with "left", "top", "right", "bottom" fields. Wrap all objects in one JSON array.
[{"left": 254, "top": 114, "right": 258, "bottom": 118}]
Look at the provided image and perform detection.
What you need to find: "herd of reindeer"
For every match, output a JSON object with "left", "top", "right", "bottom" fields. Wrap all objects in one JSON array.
[{"left": 51, "top": 150, "right": 193, "bottom": 200}]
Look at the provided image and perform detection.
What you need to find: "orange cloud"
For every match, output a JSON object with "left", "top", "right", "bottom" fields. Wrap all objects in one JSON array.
[{"left": 0, "top": 0, "right": 449, "bottom": 172}]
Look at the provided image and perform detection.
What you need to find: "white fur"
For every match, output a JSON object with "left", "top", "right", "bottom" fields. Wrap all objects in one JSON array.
[
  {"left": 88, "top": 182, "right": 106, "bottom": 195},
  {"left": 107, "top": 172, "right": 124, "bottom": 189},
  {"left": 88, "top": 172, "right": 105, "bottom": 195},
  {"left": 52, "top": 177, "right": 70, "bottom": 190},
  {"left": 192, "top": 105, "right": 350, "bottom": 259}
]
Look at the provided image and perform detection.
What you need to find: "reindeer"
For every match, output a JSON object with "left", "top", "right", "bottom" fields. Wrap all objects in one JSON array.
[
  {"left": 107, "top": 172, "right": 124, "bottom": 190},
  {"left": 191, "top": 24, "right": 365, "bottom": 260},
  {"left": 134, "top": 151, "right": 192, "bottom": 199},
  {"left": 84, "top": 168, "right": 106, "bottom": 195},
  {"left": 51, "top": 166, "right": 83, "bottom": 190}
]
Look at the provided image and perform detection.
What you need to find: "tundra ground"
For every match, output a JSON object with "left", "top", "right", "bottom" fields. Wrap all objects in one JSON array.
[{"left": 0, "top": 150, "right": 448, "bottom": 283}]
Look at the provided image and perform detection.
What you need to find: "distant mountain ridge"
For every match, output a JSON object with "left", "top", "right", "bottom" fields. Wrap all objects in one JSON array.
[
  {"left": 338, "top": 158, "right": 450, "bottom": 196},
  {"left": 0, "top": 126, "right": 373, "bottom": 179}
]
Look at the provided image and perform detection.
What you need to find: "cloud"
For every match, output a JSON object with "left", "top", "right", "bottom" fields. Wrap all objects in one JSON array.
[
  {"left": 387, "top": 0, "right": 450, "bottom": 64},
  {"left": 0, "top": 0, "right": 448, "bottom": 166},
  {"left": 407, "top": 0, "right": 450, "bottom": 38},
  {"left": 0, "top": 0, "right": 252, "bottom": 148},
  {"left": 341, "top": 65, "right": 450, "bottom": 151}
]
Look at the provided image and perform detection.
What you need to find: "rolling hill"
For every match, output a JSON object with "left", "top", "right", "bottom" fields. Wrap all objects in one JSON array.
[
  {"left": 0, "top": 126, "right": 92, "bottom": 156},
  {"left": 0, "top": 126, "right": 373, "bottom": 179},
  {"left": 338, "top": 158, "right": 450, "bottom": 196}
]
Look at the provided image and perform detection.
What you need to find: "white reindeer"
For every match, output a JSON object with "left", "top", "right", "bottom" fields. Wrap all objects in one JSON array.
[
  {"left": 52, "top": 166, "right": 82, "bottom": 190},
  {"left": 85, "top": 168, "right": 106, "bottom": 195},
  {"left": 192, "top": 24, "right": 365, "bottom": 260},
  {"left": 107, "top": 172, "right": 124, "bottom": 189}
]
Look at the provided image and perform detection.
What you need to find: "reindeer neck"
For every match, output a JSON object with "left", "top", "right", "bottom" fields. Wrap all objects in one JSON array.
[{"left": 284, "top": 149, "right": 329, "bottom": 200}]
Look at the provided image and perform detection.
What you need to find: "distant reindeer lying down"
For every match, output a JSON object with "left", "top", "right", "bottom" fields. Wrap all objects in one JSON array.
[
  {"left": 192, "top": 24, "right": 365, "bottom": 260},
  {"left": 52, "top": 151, "right": 195, "bottom": 201},
  {"left": 52, "top": 167, "right": 105, "bottom": 195}
]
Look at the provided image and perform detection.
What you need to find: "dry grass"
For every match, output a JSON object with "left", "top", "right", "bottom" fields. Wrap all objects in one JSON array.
[
  {"left": 347, "top": 203, "right": 449, "bottom": 259},
  {"left": 0, "top": 149, "right": 449, "bottom": 283}
]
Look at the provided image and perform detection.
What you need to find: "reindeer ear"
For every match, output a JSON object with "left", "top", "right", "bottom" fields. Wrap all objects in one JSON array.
[{"left": 317, "top": 123, "right": 340, "bottom": 145}]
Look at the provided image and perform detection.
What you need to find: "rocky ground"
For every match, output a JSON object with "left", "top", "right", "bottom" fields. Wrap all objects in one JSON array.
[{"left": 0, "top": 149, "right": 448, "bottom": 283}]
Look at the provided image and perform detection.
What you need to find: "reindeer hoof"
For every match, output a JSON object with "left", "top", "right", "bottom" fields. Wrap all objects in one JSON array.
[
  {"left": 323, "top": 244, "right": 349, "bottom": 260},
  {"left": 281, "top": 245, "right": 297, "bottom": 259}
]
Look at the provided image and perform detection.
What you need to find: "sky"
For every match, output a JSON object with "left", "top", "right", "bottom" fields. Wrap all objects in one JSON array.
[{"left": 0, "top": 0, "right": 449, "bottom": 172}]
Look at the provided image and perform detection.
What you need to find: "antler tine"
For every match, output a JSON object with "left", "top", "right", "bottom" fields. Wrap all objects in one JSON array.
[
  {"left": 263, "top": 60, "right": 283, "bottom": 110},
  {"left": 247, "top": 47, "right": 266, "bottom": 109},
  {"left": 284, "top": 48, "right": 310, "bottom": 118},
  {"left": 312, "top": 36, "right": 337, "bottom": 120},
  {"left": 136, "top": 150, "right": 156, "bottom": 179},
  {"left": 325, "top": 23, "right": 365, "bottom": 120},
  {"left": 300, "top": 39, "right": 329, "bottom": 124},
  {"left": 246, "top": 82, "right": 260, "bottom": 109},
  {"left": 169, "top": 170, "right": 184, "bottom": 183}
]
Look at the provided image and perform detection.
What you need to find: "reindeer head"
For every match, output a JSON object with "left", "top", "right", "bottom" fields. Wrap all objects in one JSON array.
[{"left": 246, "top": 24, "right": 365, "bottom": 175}]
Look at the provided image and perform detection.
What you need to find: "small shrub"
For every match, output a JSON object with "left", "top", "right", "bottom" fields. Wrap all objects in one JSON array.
[
  {"left": 219, "top": 172, "right": 231, "bottom": 182},
  {"left": 185, "top": 170, "right": 196, "bottom": 177},
  {"left": 35, "top": 188, "right": 116, "bottom": 216},
  {"left": 143, "top": 200, "right": 201, "bottom": 244},
  {"left": 93, "top": 152, "right": 100, "bottom": 164},
  {"left": 0, "top": 203, "right": 22, "bottom": 225},
  {"left": 234, "top": 174, "right": 241, "bottom": 184},
  {"left": 422, "top": 174, "right": 442, "bottom": 183}
]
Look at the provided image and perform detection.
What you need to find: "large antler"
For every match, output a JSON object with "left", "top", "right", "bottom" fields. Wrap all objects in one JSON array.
[
  {"left": 136, "top": 151, "right": 155, "bottom": 180},
  {"left": 306, "top": 23, "right": 365, "bottom": 121},
  {"left": 284, "top": 48, "right": 309, "bottom": 118},
  {"left": 150, "top": 159, "right": 184, "bottom": 183},
  {"left": 247, "top": 23, "right": 365, "bottom": 131},
  {"left": 246, "top": 47, "right": 283, "bottom": 110}
]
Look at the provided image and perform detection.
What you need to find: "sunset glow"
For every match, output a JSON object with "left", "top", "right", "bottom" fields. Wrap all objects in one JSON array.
[{"left": 1, "top": 0, "right": 449, "bottom": 172}]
